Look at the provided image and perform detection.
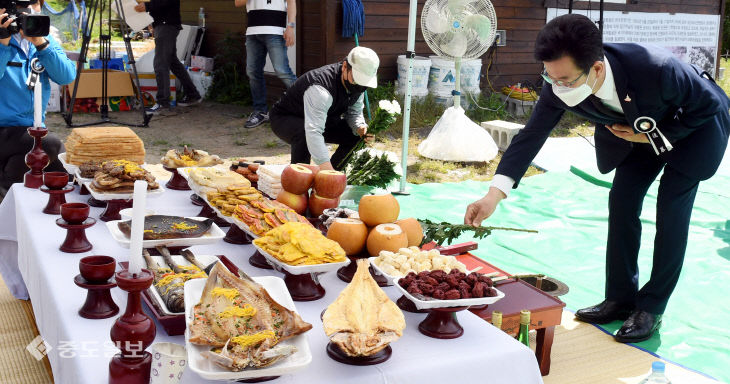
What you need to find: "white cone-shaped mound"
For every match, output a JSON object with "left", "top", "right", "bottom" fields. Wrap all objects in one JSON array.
[{"left": 417, "top": 106, "right": 499, "bottom": 162}]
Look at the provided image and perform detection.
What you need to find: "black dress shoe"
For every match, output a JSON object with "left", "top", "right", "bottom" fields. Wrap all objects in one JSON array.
[
  {"left": 614, "top": 310, "right": 662, "bottom": 343},
  {"left": 575, "top": 300, "right": 634, "bottom": 324}
]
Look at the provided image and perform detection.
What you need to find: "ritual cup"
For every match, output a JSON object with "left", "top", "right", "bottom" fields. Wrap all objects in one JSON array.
[
  {"left": 149, "top": 342, "right": 187, "bottom": 384},
  {"left": 43, "top": 171, "right": 69, "bottom": 190},
  {"left": 79, "top": 255, "right": 116, "bottom": 284},
  {"left": 61, "top": 202, "right": 90, "bottom": 224}
]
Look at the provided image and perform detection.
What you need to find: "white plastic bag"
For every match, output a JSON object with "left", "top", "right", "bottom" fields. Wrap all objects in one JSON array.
[{"left": 417, "top": 106, "right": 499, "bottom": 162}]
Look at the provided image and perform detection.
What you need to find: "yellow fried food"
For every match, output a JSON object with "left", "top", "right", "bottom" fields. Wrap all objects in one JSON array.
[{"left": 253, "top": 222, "right": 346, "bottom": 265}]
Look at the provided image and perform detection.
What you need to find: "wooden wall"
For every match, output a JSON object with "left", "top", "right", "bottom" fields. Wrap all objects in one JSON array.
[{"left": 182, "top": 0, "right": 724, "bottom": 94}]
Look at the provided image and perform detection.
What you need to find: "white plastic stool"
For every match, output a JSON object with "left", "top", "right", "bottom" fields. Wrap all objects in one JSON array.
[{"left": 481, "top": 120, "right": 525, "bottom": 151}]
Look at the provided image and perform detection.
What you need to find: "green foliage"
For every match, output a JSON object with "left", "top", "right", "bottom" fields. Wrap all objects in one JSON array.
[
  {"left": 417, "top": 218, "right": 538, "bottom": 246},
  {"left": 208, "top": 33, "right": 252, "bottom": 105},
  {"left": 346, "top": 151, "right": 399, "bottom": 188},
  {"left": 465, "top": 91, "right": 510, "bottom": 122}
]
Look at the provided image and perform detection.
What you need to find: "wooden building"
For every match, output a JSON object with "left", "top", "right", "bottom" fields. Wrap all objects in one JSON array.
[{"left": 181, "top": 0, "right": 725, "bottom": 95}]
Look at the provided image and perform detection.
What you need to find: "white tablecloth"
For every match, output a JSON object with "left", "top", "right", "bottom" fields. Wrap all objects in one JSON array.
[{"left": 0, "top": 184, "right": 544, "bottom": 384}]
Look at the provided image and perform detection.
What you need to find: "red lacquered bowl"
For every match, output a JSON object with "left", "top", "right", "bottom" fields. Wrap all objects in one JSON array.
[
  {"left": 43, "top": 171, "right": 69, "bottom": 189},
  {"left": 61, "top": 202, "right": 90, "bottom": 224},
  {"left": 79, "top": 255, "right": 116, "bottom": 283}
]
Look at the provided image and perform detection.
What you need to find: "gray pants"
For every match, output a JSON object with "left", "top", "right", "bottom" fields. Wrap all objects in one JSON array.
[
  {"left": 0, "top": 126, "right": 65, "bottom": 193},
  {"left": 153, "top": 24, "right": 199, "bottom": 106}
]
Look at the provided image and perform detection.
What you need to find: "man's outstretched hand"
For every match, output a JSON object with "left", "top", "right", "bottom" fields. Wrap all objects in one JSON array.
[{"left": 463, "top": 187, "right": 506, "bottom": 227}]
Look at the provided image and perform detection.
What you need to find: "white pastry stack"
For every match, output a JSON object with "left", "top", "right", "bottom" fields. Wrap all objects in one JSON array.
[{"left": 256, "top": 164, "right": 287, "bottom": 198}]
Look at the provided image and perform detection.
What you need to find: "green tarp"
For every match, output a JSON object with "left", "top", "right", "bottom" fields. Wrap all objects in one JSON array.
[{"left": 395, "top": 171, "right": 730, "bottom": 382}]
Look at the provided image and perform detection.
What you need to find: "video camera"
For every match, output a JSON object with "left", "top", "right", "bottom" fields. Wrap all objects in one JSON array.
[{"left": 0, "top": 0, "right": 50, "bottom": 37}]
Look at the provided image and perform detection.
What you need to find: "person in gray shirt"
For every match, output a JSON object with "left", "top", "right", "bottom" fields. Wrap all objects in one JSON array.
[{"left": 269, "top": 47, "right": 379, "bottom": 170}]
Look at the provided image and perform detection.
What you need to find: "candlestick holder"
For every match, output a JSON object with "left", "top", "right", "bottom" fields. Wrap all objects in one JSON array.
[
  {"left": 24, "top": 127, "right": 49, "bottom": 188},
  {"left": 41, "top": 185, "right": 74, "bottom": 214},
  {"left": 162, "top": 166, "right": 191, "bottom": 191},
  {"left": 109, "top": 269, "right": 156, "bottom": 384}
]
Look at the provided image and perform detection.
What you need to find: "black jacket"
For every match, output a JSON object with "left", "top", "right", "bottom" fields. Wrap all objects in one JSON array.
[
  {"left": 497, "top": 43, "right": 730, "bottom": 185},
  {"left": 144, "top": 0, "right": 182, "bottom": 29},
  {"left": 271, "top": 63, "right": 364, "bottom": 120}
]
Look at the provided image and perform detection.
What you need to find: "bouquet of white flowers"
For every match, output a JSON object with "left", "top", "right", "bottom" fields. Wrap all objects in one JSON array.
[{"left": 337, "top": 99, "right": 401, "bottom": 169}]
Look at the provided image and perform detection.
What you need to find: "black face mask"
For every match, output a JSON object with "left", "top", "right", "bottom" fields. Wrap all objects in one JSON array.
[{"left": 347, "top": 81, "right": 368, "bottom": 94}]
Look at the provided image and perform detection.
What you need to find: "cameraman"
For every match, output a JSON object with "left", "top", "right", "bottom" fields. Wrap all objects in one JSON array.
[{"left": 0, "top": 0, "right": 75, "bottom": 195}]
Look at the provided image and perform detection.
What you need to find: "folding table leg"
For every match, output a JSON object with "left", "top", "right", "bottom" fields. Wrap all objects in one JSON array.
[{"left": 535, "top": 326, "right": 555, "bottom": 376}]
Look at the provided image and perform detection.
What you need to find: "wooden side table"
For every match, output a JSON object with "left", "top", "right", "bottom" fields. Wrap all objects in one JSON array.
[{"left": 453, "top": 251, "right": 566, "bottom": 376}]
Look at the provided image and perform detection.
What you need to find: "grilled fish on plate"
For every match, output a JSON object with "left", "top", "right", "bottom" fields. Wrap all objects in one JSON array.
[
  {"left": 118, "top": 215, "right": 213, "bottom": 240},
  {"left": 188, "top": 263, "right": 312, "bottom": 371}
]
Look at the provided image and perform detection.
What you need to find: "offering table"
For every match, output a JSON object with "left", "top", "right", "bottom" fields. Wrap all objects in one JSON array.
[{"left": 0, "top": 184, "right": 544, "bottom": 384}]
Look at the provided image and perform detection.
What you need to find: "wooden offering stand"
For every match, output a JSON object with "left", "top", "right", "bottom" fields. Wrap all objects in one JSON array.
[
  {"left": 281, "top": 271, "right": 325, "bottom": 301},
  {"left": 88, "top": 196, "right": 106, "bottom": 208},
  {"left": 75, "top": 275, "right": 119, "bottom": 319},
  {"left": 337, "top": 255, "right": 388, "bottom": 287},
  {"left": 326, "top": 343, "right": 392, "bottom": 366},
  {"left": 318, "top": 310, "right": 392, "bottom": 365},
  {"left": 418, "top": 306, "right": 470, "bottom": 339},
  {"left": 196, "top": 202, "right": 230, "bottom": 228},
  {"left": 224, "top": 224, "right": 250, "bottom": 245},
  {"left": 57, "top": 218, "right": 95, "bottom": 253},
  {"left": 100, "top": 199, "right": 133, "bottom": 222},
  {"left": 396, "top": 295, "right": 427, "bottom": 313},
  {"left": 75, "top": 255, "right": 119, "bottom": 319},
  {"left": 24, "top": 127, "right": 49, "bottom": 188},
  {"left": 41, "top": 185, "right": 74, "bottom": 214},
  {"left": 249, "top": 249, "right": 273, "bottom": 270},
  {"left": 109, "top": 269, "right": 156, "bottom": 384},
  {"left": 163, "top": 166, "right": 190, "bottom": 191},
  {"left": 190, "top": 194, "right": 204, "bottom": 206}
]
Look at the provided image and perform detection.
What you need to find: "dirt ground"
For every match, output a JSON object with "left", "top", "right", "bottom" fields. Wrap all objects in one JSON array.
[
  {"left": 44, "top": 100, "right": 571, "bottom": 183},
  {"left": 46, "top": 102, "right": 292, "bottom": 165}
]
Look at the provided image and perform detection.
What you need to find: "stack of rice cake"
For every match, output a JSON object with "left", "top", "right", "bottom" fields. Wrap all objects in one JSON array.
[{"left": 65, "top": 127, "right": 145, "bottom": 165}]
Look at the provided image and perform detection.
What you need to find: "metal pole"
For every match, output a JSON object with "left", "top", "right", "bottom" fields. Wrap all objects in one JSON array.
[{"left": 394, "top": 0, "right": 418, "bottom": 195}]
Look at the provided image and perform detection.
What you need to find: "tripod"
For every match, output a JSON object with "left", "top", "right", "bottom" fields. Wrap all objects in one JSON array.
[{"left": 63, "top": 0, "right": 152, "bottom": 127}]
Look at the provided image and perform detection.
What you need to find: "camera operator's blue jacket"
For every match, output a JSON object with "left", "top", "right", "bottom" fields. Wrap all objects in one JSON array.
[{"left": 0, "top": 34, "right": 76, "bottom": 127}]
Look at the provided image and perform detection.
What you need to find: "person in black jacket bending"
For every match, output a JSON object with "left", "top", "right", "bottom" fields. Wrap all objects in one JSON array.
[
  {"left": 135, "top": 0, "right": 201, "bottom": 114},
  {"left": 269, "top": 46, "right": 379, "bottom": 171}
]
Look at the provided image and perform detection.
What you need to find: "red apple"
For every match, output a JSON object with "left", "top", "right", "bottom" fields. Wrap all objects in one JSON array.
[
  {"left": 276, "top": 190, "right": 308, "bottom": 215},
  {"left": 281, "top": 164, "right": 315, "bottom": 195},
  {"left": 309, "top": 192, "right": 340, "bottom": 217},
  {"left": 296, "top": 163, "right": 320, "bottom": 176},
  {"left": 313, "top": 170, "right": 347, "bottom": 198}
]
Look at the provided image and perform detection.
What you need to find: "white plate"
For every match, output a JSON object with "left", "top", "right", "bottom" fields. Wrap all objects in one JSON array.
[
  {"left": 145, "top": 254, "right": 219, "bottom": 316},
  {"left": 368, "top": 257, "right": 398, "bottom": 286},
  {"left": 84, "top": 181, "right": 165, "bottom": 201},
  {"left": 58, "top": 153, "right": 79, "bottom": 175},
  {"left": 105, "top": 217, "right": 226, "bottom": 248},
  {"left": 184, "top": 277, "right": 312, "bottom": 380},
  {"left": 393, "top": 280, "right": 505, "bottom": 310},
  {"left": 253, "top": 244, "right": 350, "bottom": 275}
]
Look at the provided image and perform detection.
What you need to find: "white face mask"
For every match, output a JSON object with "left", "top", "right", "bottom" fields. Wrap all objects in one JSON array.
[{"left": 552, "top": 72, "right": 598, "bottom": 107}]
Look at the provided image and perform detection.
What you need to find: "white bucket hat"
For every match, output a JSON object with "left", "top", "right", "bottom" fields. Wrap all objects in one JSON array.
[{"left": 347, "top": 46, "right": 379, "bottom": 88}]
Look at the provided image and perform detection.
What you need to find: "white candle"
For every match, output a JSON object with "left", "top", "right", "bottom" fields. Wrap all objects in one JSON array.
[
  {"left": 128, "top": 180, "right": 148, "bottom": 275},
  {"left": 33, "top": 81, "right": 42, "bottom": 128}
]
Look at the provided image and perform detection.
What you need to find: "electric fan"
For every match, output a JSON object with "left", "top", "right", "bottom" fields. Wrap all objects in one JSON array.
[{"left": 395, "top": 0, "right": 499, "bottom": 192}]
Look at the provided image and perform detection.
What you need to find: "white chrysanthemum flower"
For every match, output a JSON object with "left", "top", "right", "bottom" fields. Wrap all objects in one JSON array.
[
  {"left": 389, "top": 100, "right": 401, "bottom": 115},
  {"left": 378, "top": 100, "right": 391, "bottom": 111}
]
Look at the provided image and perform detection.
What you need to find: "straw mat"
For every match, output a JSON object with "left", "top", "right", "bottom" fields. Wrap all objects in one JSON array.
[
  {"left": 0, "top": 276, "right": 53, "bottom": 384},
  {"left": 541, "top": 311, "right": 718, "bottom": 384}
]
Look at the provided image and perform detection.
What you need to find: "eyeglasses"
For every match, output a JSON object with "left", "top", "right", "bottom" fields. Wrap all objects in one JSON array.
[{"left": 541, "top": 69, "right": 586, "bottom": 88}]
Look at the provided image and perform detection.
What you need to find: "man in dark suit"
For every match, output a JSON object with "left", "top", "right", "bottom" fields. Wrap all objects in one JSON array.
[{"left": 464, "top": 14, "right": 729, "bottom": 343}]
